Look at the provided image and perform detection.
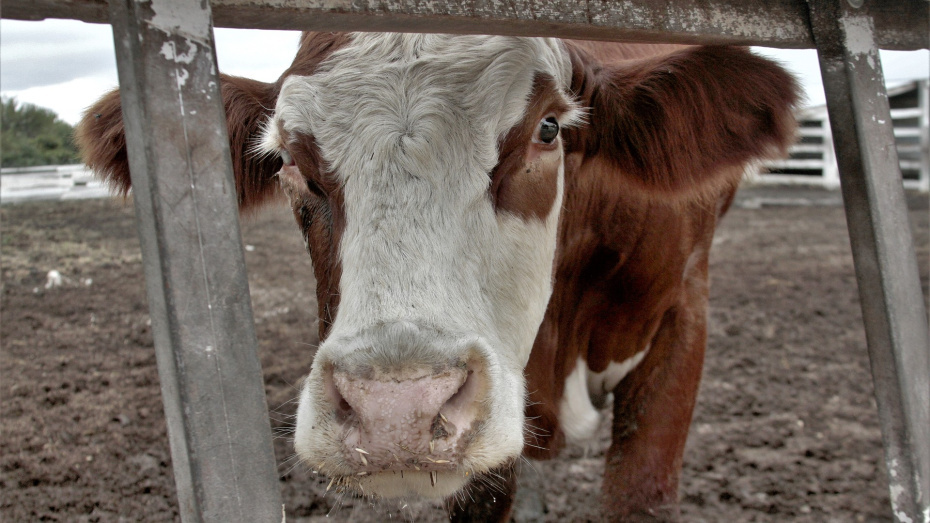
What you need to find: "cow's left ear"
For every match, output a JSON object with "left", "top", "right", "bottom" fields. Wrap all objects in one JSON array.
[
  {"left": 566, "top": 45, "right": 801, "bottom": 199},
  {"left": 75, "top": 75, "right": 282, "bottom": 210}
]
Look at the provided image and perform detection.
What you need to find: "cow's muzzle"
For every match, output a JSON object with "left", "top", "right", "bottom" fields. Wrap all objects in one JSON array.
[
  {"left": 295, "top": 323, "right": 524, "bottom": 498},
  {"left": 321, "top": 358, "right": 486, "bottom": 475}
]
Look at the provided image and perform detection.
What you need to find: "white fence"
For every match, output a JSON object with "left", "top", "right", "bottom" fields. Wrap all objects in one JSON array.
[
  {"left": 0, "top": 163, "right": 107, "bottom": 204},
  {"left": 761, "top": 79, "right": 930, "bottom": 192}
]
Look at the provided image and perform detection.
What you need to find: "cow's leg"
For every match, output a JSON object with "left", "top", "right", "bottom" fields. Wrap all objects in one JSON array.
[
  {"left": 603, "top": 265, "right": 710, "bottom": 521},
  {"left": 448, "top": 464, "right": 518, "bottom": 523}
]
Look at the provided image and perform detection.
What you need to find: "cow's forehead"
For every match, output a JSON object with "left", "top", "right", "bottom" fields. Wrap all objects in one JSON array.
[{"left": 262, "top": 34, "right": 574, "bottom": 177}]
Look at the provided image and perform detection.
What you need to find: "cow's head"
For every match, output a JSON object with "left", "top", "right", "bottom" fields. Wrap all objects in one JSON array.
[
  {"left": 261, "top": 34, "right": 584, "bottom": 498},
  {"left": 77, "top": 33, "right": 797, "bottom": 500}
]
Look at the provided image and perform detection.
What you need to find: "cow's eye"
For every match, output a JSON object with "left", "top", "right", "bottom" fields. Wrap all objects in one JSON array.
[
  {"left": 536, "top": 117, "right": 560, "bottom": 144},
  {"left": 280, "top": 149, "right": 295, "bottom": 166}
]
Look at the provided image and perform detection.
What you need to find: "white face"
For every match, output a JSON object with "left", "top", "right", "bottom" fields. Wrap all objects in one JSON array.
[{"left": 261, "top": 33, "right": 581, "bottom": 499}]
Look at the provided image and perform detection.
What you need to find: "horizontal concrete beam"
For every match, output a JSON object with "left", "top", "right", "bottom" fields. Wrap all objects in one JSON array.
[{"left": 3, "top": 0, "right": 927, "bottom": 50}]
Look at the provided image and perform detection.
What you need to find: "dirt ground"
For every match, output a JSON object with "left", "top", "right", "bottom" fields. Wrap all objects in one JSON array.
[{"left": 1, "top": 187, "right": 927, "bottom": 522}]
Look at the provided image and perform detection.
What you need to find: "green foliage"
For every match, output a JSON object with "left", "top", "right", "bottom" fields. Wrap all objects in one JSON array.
[{"left": 1, "top": 98, "right": 80, "bottom": 168}]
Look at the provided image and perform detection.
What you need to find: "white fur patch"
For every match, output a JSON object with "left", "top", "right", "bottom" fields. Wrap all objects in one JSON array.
[
  {"left": 559, "top": 348, "right": 651, "bottom": 444},
  {"left": 559, "top": 358, "right": 602, "bottom": 443},
  {"left": 586, "top": 346, "right": 650, "bottom": 398}
]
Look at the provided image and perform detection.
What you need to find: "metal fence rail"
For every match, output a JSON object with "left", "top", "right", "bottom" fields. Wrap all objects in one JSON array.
[{"left": 3, "top": 0, "right": 928, "bottom": 521}]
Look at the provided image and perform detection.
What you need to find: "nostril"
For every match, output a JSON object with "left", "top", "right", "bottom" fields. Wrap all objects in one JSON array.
[
  {"left": 435, "top": 367, "right": 483, "bottom": 439},
  {"left": 322, "top": 366, "right": 353, "bottom": 423}
]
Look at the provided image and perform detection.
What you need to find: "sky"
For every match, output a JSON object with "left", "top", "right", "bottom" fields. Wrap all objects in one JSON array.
[{"left": 1, "top": 18, "right": 927, "bottom": 126}]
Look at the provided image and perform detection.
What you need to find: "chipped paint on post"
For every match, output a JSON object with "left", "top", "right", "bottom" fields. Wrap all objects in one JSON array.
[
  {"left": 159, "top": 39, "right": 199, "bottom": 65},
  {"left": 841, "top": 15, "right": 879, "bottom": 69},
  {"left": 840, "top": 14, "right": 874, "bottom": 56},
  {"left": 889, "top": 459, "right": 916, "bottom": 523},
  {"left": 149, "top": 0, "right": 211, "bottom": 39},
  {"left": 148, "top": 3, "right": 207, "bottom": 93},
  {"left": 175, "top": 68, "right": 190, "bottom": 88}
]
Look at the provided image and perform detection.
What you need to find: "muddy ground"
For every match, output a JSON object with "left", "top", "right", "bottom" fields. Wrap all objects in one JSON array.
[{"left": 2, "top": 187, "right": 927, "bottom": 522}]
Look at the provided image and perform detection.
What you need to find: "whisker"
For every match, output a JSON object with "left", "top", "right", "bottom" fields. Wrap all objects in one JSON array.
[{"left": 280, "top": 458, "right": 305, "bottom": 478}]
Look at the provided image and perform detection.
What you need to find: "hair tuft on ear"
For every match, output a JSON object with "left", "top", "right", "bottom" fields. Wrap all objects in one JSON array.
[{"left": 75, "top": 89, "right": 131, "bottom": 197}]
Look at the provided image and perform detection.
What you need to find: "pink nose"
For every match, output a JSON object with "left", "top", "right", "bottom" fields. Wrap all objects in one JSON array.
[{"left": 323, "top": 363, "right": 483, "bottom": 472}]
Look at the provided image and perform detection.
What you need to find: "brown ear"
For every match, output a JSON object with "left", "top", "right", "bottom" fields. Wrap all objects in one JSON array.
[
  {"left": 566, "top": 45, "right": 801, "bottom": 199},
  {"left": 75, "top": 75, "right": 282, "bottom": 210}
]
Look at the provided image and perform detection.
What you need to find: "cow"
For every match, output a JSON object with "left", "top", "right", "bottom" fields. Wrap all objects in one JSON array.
[{"left": 76, "top": 32, "right": 799, "bottom": 520}]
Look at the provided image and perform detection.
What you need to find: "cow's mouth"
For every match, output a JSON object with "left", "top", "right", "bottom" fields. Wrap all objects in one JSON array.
[
  {"left": 327, "top": 469, "right": 473, "bottom": 499},
  {"left": 337, "top": 423, "right": 472, "bottom": 474}
]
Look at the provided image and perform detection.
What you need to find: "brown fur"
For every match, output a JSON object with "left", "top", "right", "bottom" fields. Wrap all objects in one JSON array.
[
  {"left": 74, "top": 33, "right": 800, "bottom": 520},
  {"left": 490, "top": 74, "right": 571, "bottom": 220},
  {"left": 74, "top": 89, "right": 129, "bottom": 197}
]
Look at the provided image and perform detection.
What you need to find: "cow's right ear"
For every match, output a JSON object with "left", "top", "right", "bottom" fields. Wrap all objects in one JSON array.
[
  {"left": 566, "top": 45, "right": 800, "bottom": 202},
  {"left": 75, "top": 75, "right": 282, "bottom": 210}
]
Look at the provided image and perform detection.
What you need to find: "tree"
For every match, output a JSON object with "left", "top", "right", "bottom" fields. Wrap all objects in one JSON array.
[{"left": 1, "top": 98, "right": 80, "bottom": 168}]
